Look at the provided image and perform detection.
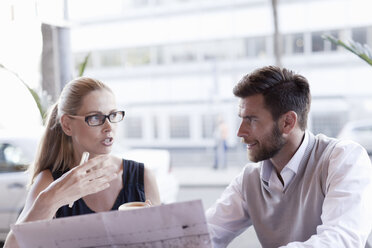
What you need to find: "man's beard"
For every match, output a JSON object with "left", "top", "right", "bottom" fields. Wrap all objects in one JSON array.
[{"left": 247, "top": 122, "right": 286, "bottom": 162}]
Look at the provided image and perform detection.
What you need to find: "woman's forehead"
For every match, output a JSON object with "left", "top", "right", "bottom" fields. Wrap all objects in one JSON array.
[{"left": 79, "top": 89, "right": 116, "bottom": 113}]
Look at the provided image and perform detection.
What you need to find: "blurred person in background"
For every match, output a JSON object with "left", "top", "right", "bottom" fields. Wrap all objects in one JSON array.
[
  {"left": 213, "top": 116, "right": 229, "bottom": 170},
  {"left": 206, "top": 66, "right": 372, "bottom": 248},
  {"left": 4, "top": 77, "right": 160, "bottom": 248}
]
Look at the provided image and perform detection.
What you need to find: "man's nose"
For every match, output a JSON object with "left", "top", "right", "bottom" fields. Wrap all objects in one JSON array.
[
  {"left": 238, "top": 121, "right": 252, "bottom": 138},
  {"left": 237, "top": 122, "right": 246, "bottom": 137}
]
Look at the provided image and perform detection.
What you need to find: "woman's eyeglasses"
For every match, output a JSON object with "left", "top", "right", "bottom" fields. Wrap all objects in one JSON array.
[{"left": 69, "top": 111, "right": 125, "bottom": 126}]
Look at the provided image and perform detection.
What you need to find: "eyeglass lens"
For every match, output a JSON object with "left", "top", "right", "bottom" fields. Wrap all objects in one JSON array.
[{"left": 86, "top": 111, "right": 125, "bottom": 126}]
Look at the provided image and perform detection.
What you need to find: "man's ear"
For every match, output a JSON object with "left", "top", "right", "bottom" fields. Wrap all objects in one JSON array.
[
  {"left": 60, "top": 114, "right": 73, "bottom": 136},
  {"left": 279, "top": 111, "right": 297, "bottom": 134}
]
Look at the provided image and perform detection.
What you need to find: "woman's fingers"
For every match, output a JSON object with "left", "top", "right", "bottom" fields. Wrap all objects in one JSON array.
[
  {"left": 72, "top": 174, "right": 117, "bottom": 199},
  {"left": 72, "top": 155, "right": 117, "bottom": 180},
  {"left": 82, "top": 166, "right": 117, "bottom": 184},
  {"left": 75, "top": 155, "right": 109, "bottom": 171},
  {"left": 145, "top": 200, "right": 152, "bottom": 206},
  {"left": 55, "top": 155, "right": 119, "bottom": 207},
  {"left": 68, "top": 167, "right": 117, "bottom": 207},
  {"left": 82, "top": 171, "right": 118, "bottom": 186}
]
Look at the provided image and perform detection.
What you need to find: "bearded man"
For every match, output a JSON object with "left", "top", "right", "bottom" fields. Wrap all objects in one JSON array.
[{"left": 206, "top": 66, "right": 372, "bottom": 248}]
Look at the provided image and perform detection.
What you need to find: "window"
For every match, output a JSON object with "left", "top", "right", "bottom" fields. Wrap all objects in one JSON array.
[
  {"left": 169, "top": 115, "right": 190, "bottom": 138},
  {"left": 132, "top": 0, "right": 150, "bottom": 6},
  {"left": 74, "top": 52, "right": 93, "bottom": 71},
  {"left": 124, "top": 117, "right": 143, "bottom": 138},
  {"left": 311, "top": 112, "right": 347, "bottom": 138},
  {"left": 125, "top": 48, "right": 151, "bottom": 67},
  {"left": 352, "top": 27, "right": 367, "bottom": 44},
  {"left": 201, "top": 40, "right": 239, "bottom": 61},
  {"left": 245, "top": 36, "right": 267, "bottom": 58},
  {"left": 153, "top": 115, "right": 159, "bottom": 139},
  {"left": 283, "top": 33, "right": 304, "bottom": 55},
  {"left": 99, "top": 49, "right": 123, "bottom": 67},
  {"left": 311, "top": 31, "right": 324, "bottom": 52},
  {"left": 167, "top": 44, "right": 197, "bottom": 64},
  {"left": 292, "top": 33, "right": 304, "bottom": 54},
  {"left": 202, "top": 114, "right": 217, "bottom": 139},
  {"left": 156, "top": 46, "right": 164, "bottom": 65},
  {"left": 312, "top": 30, "right": 338, "bottom": 52}
]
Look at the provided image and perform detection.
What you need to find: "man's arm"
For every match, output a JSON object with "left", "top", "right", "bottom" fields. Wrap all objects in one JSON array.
[
  {"left": 206, "top": 168, "right": 252, "bottom": 248},
  {"left": 281, "top": 141, "right": 372, "bottom": 248}
]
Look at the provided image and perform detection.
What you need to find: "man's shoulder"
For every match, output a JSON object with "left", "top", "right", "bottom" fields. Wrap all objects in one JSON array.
[
  {"left": 242, "top": 162, "right": 261, "bottom": 174},
  {"left": 241, "top": 163, "right": 262, "bottom": 185},
  {"left": 309, "top": 132, "right": 367, "bottom": 165},
  {"left": 313, "top": 132, "right": 364, "bottom": 151},
  {"left": 310, "top": 133, "right": 339, "bottom": 153},
  {"left": 313, "top": 133, "right": 337, "bottom": 144}
]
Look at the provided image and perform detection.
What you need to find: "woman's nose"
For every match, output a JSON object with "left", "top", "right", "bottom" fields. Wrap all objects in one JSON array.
[{"left": 102, "top": 118, "right": 113, "bottom": 131}]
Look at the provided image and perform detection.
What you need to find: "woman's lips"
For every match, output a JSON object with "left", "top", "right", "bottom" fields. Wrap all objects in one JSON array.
[{"left": 102, "top": 137, "right": 114, "bottom": 146}]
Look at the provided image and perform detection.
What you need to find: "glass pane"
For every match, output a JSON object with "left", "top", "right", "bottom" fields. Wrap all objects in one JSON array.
[
  {"left": 74, "top": 52, "right": 93, "bottom": 71},
  {"left": 254, "top": 36, "right": 266, "bottom": 57},
  {"left": 245, "top": 36, "right": 266, "bottom": 57},
  {"left": 311, "top": 32, "right": 324, "bottom": 52},
  {"left": 202, "top": 114, "right": 217, "bottom": 139},
  {"left": 170, "top": 44, "right": 197, "bottom": 63},
  {"left": 202, "top": 40, "right": 236, "bottom": 61},
  {"left": 169, "top": 115, "right": 190, "bottom": 138},
  {"left": 126, "top": 48, "right": 151, "bottom": 67},
  {"left": 328, "top": 30, "right": 338, "bottom": 51},
  {"left": 352, "top": 27, "right": 367, "bottom": 44},
  {"left": 292, "top": 33, "right": 304, "bottom": 54},
  {"left": 311, "top": 112, "right": 347, "bottom": 137},
  {"left": 99, "top": 50, "right": 122, "bottom": 67},
  {"left": 153, "top": 115, "right": 159, "bottom": 139},
  {"left": 124, "top": 117, "right": 143, "bottom": 138}
]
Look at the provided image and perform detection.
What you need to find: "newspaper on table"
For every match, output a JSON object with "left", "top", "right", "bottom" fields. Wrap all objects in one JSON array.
[{"left": 11, "top": 199, "right": 212, "bottom": 248}]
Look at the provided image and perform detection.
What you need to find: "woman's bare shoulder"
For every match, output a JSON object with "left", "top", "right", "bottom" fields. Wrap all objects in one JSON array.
[
  {"left": 17, "top": 169, "right": 55, "bottom": 222},
  {"left": 28, "top": 169, "right": 54, "bottom": 199}
]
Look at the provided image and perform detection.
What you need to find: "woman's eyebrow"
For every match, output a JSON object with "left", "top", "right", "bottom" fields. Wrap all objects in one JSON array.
[
  {"left": 85, "top": 109, "right": 118, "bottom": 115},
  {"left": 85, "top": 111, "right": 102, "bottom": 115}
]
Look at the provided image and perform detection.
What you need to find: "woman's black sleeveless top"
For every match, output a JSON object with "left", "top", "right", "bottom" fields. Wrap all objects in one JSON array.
[{"left": 52, "top": 159, "right": 146, "bottom": 218}]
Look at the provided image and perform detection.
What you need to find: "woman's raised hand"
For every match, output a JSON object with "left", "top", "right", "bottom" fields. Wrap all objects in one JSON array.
[{"left": 46, "top": 154, "right": 119, "bottom": 209}]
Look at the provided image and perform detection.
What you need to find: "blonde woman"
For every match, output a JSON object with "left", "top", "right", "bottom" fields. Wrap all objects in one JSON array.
[{"left": 4, "top": 77, "right": 160, "bottom": 248}]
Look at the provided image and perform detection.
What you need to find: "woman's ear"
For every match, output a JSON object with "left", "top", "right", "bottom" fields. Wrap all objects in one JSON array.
[
  {"left": 279, "top": 111, "right": 297, "bottom": 134},
  {"left": 60, "top": 114, "right": 73, "bottom": 136}
]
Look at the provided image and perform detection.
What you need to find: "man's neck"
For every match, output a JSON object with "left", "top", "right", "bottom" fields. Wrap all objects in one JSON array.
[{"left": 271, "top": 130, "right": 305, "bottom": 173}]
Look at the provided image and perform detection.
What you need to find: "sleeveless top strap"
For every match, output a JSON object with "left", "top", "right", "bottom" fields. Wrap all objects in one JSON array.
[{"left": 51, "top": 159, "right": 146, "bottom": 218}]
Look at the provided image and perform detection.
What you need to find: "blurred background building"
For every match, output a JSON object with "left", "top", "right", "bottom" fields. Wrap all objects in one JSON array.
[
  {"left": 1, "top": 0, "right": 372, "bottom": 166},
  {"left": 70, "top": 0, "right": 372, "bottom": 166}
]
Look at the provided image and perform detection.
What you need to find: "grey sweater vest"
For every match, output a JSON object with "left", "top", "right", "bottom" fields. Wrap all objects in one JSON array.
[{"left": 242, "top": 133, "right": 337, "bottom": 248}]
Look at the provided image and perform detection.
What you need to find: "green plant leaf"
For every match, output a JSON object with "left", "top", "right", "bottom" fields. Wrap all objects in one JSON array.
[
  {"left": 0, "top": 63, "right": 47, "bottom": 123},
  {"left": 322, "top": 34, "right": 372, "bottom": 66},
  {"left": 78, "top": 52, "right": 91, "bottom": 77}
]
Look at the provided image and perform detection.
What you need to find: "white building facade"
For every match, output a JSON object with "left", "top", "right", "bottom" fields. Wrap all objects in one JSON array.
[{"left": 68, "top": 0, "right": 372, "bottom": 154}]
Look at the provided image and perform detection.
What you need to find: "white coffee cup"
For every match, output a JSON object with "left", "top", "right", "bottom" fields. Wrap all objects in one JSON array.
[{"left": 118, "top": 201, "right": 151, "bottom": 211}]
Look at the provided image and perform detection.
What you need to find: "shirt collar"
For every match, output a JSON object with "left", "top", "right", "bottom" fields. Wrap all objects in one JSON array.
[
  {"left": 261, "top": 131, "right": 309, "bottom": 184},
  {"left": 284, "top": 131, "right": 309, "bottom": 174},
  {"left": 261, "top": 160, "right": 273, "bottom": 184}
]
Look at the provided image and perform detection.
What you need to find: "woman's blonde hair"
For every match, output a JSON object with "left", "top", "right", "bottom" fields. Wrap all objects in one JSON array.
[{"left": 29, "top": 77, "right": 112, "bottom": 184}]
